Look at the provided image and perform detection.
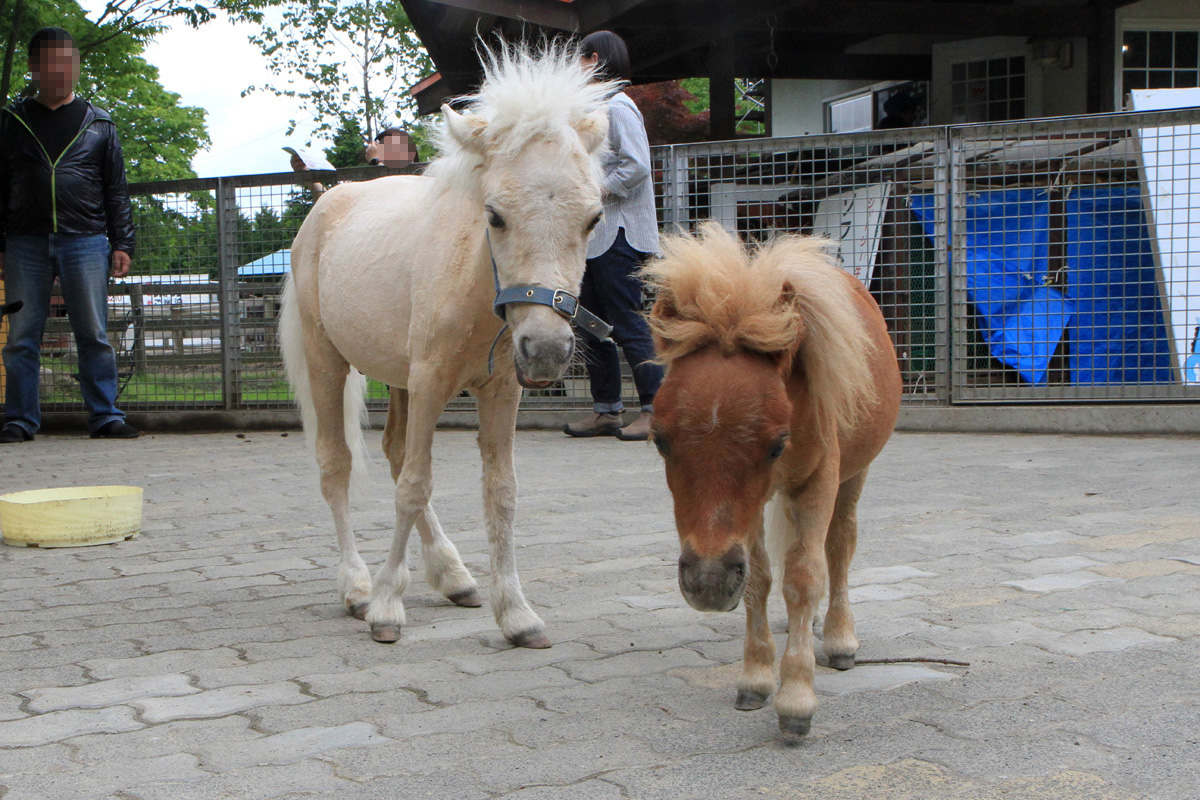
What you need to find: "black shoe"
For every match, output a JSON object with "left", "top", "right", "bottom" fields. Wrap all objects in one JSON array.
[
  {"left": 0, "top": 423, "right": 33, "bottom": 443},
  {"left": 90, "top": 420, "right": 141, "bottom": 439}
]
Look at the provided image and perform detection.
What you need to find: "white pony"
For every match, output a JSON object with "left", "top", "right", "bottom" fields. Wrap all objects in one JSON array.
[{"left": 280, "top": 41, "right": 617, "bottom": 647}]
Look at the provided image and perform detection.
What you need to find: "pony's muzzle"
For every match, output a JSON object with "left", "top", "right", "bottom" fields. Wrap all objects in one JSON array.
[
  {"left": 512, "top": 318, "right": 575, "bottom": 387},
  {"left": 678, "top": 542, "right": 747, "bottom": 612}
]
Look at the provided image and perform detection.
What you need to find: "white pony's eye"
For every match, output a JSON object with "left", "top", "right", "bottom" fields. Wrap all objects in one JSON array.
[
  {"left": 586, "top": 213, "right": 602, "bottom": 232},
  {"left": 486, "top": 207, "right": 506, "bottom": 229}
]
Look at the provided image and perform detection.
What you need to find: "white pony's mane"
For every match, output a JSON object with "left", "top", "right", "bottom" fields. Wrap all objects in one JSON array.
[{"left": 424, "top": 39, "right": 621, "bottom": 193}]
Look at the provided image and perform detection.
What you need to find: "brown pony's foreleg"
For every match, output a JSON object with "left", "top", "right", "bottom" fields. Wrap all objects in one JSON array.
[
  {"left": 382, "top": 387, "right": 480, "bottom": 609},
  {"left": 824, "top": 469, "right": 866, "bottom": 670},
  {"left": 776, "top": 468, "right": 838, "bottom": 740},
  {"left": 367, "top": 364, "right": 457, "bottom": 643},
  {"left": 474, "top": 373, "right": 549, "bottom": 649},
  {"left": 736, "top": 520, "right": 776, "bottom": 710}
]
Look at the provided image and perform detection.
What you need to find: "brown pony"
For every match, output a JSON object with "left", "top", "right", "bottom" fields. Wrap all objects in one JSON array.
[{"left": 645, "top": 222, "right": 902, "bottom": 740}]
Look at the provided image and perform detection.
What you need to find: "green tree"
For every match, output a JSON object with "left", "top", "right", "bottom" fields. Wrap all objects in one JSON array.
[
  {"left": 245, "top": 0, "right": 432, "bottom": 142},
  {"left": 324, "top": 115, "right": 366, "bottom": 168},
  {"left": 1, "top": 0, "right": 212, "bottom": 181}
]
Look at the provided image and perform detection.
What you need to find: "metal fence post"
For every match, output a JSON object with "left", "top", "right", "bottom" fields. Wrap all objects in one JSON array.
[
  {"left": 216, "top": 177, "right": 242, "bottom": 410},
  {"left": 934, "top": 127, "right": 953, "bottom": 406},
  {"left": 946, "top": 127, "right": 967, "bottom": 405}
]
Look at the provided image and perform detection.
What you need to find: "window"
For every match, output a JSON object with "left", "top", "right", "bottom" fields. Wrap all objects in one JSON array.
[
  {"left": 1122, "top": 29, "right": 1200, "bottom": 94},
  {"left": 825, "top": 81, "right": 929, "bottom": 133},
  {"left": 828, "top": 93, "right": 874, "bottom": 133},
  {"left": 950, "top": 56, "right": 1026, "bottom": 123}
]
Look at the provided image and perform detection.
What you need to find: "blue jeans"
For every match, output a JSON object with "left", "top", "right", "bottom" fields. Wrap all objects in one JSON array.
[
  {"left": 579, "top": 228, "right": 664, "bottom": 413},
  {"left": 3, "top": 234, "right": 125, "bottom": 434}
]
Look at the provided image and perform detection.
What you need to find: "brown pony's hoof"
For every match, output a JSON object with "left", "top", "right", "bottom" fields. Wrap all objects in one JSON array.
[
  {"left": 509, "top": 629, "right": 552, "bottom": 649},
  {"left": 827, "top": 654, "right": 855, "bottom": 671},
  {"left": 735, "top": 689, "right": 769, "bottom": 711},
  {"left": 370, "top": 625, "right": 401, "bottom": 643},
  {"left": 447, "top": 588, "right": 483, "bottom": 608},
  {"left": 348, "top": 602, "right": 369, "bottom": 621},
  {"left": 778, "top": 715, "right": 812, "bottom": 741}
]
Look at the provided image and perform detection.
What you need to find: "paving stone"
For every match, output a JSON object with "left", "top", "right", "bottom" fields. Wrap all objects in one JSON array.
[
  {"left": 850, "top": 565, "right": 937, "bottom": 586},
  {"left": 1000, "top": 572, "right": 1122, "bottom": 593},
  {"left": 126, "top": 759, "right": 351, "bottom": 800},
  {"left": 0, "top": 753, "right": 205, "bottom": 800},
  {"left": 0, "top": 706, "right": 143, "bottom": 747},
  {"left": 849, "top": 582, "right": 937, "bottom": 602},
  {"left": 192, "top": 654, "right": 351, "bottom": 689},
  {"left": 198, "top": 721, "right": 389, "bottom": 771},
  {"left": 814, "top": 664, "right": 961, "bottom": 696},
  {"left": 131, "top": 681, "right": 311, "bottom": 723},
  {"left": 1025, "top": 627, "right": 1177, "bottom": 656},
  {"left": 68, "top": 715, "right": 257, "bottom": 764},
  {"left": 21, "top": 673, "right": 198, "bottom": 712},
  {"left": 82, "top": 647, "right": 244, "bottom": 679}
]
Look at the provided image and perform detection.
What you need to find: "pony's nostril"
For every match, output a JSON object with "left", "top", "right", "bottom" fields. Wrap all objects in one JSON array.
[{"left": 519, "top": 336, "right": 534, "bottom": 361}]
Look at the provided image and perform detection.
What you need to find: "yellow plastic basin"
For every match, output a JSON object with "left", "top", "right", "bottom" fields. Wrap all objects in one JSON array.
[{"left": 0, "top": 486, "right": 143, "bottom": 548}]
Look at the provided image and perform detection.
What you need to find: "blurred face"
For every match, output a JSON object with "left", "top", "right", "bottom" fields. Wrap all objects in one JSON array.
[
  {"left": 29, "top": 42, "right": 79, "bottom": 101},
  {"left": 378, "top": 133, "right": 417, "bottom": 167}
]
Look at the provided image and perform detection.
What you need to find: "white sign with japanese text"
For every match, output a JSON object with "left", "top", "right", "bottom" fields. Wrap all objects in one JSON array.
[{"left": 811, "top": 183, "right": 893, "bottom": 287}]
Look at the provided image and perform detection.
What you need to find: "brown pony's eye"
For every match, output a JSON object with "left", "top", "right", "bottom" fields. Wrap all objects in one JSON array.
[
  {"left": 653, "top": 435, "right": 670, "bottom": 457},
  {"left": 768, "top": 434, "right": 789, "bottom": 460}
]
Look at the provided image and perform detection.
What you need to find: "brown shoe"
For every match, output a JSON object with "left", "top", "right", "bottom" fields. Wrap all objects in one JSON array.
[
  {"left": 616, "top": 411, "right": 653, "bottom": 441},
  {"left": 563, "top": 412, "right": 623, "bottom": 438}
]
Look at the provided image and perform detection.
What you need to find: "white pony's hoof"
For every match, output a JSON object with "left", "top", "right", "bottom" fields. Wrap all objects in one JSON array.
[
  {"left": 447, "top": 588, "right": 483, "bottom": 608},
  {"left": 509, "top": 629, "right": 552, "bottom": 649},
  {"left": 370, "top": 625, "right": 401, "bottom": 643}
]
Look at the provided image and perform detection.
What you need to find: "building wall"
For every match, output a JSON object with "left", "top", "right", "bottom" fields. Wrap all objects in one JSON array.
[
  {"left": 769, "top": 79, "right": 875, "bottom": 137},
  {"left": 1117, "top": 0, "right": 1200, "bottom": 22},
  {"left": 769, "top": 1, "right": 1200, "bottom": 133}
]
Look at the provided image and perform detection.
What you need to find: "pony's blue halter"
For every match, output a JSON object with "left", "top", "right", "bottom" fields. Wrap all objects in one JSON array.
[{"left": 487, "top": 230, "right": 614, "bottom": 373}]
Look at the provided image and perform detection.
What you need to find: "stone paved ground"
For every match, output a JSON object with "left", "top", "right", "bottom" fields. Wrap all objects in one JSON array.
[{"left": 0, "top": 429, "right": 1197, "bottom": 800}]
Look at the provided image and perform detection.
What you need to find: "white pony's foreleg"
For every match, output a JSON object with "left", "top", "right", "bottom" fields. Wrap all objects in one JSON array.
[
  {"left": 382, "top": 387, "right": 480, "bottom": 608},
  {"left": 367, "top": 366, "right": 456, "bottom": 643},
  {"left": 475, "top": 376, "right": 549, "bottom": 649}
]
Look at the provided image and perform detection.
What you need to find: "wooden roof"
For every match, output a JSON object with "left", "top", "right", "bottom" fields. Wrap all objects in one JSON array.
[{"left": 403, "top": 0, "right": 1136, "bottom": 122}]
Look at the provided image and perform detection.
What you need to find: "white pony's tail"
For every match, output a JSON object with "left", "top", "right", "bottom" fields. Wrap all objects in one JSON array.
[{"left": 279, "top": 273, "right": 370, "bottom": 495}]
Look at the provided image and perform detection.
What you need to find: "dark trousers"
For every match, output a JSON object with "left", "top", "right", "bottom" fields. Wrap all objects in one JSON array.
[{"left": 578, "top": 228, "right": 664, "bottom": 412}]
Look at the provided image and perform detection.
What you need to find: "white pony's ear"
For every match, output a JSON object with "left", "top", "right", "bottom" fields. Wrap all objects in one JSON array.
[
  {"left": 443, "top": 104, "right": 488, "bottom": 153},
  {"left": 574, "top": 108, "right": 609, "bottom": 155}
]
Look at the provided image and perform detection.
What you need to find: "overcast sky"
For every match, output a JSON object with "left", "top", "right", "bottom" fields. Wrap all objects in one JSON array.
[{"left": 142, "top": 14, "right": 331, "bottom": 178}]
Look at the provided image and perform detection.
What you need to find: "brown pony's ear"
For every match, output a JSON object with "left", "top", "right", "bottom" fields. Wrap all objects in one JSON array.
[
  {"left": 651, "top": 289, "right": 679, "bottom": 321},
  {"left": 771, "top": 280, "right": 804, "bottom": 373}
]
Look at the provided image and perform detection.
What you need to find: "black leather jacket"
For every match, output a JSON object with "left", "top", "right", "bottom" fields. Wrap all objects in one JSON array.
[{"left": 0, "top": 97, "right": 135, "bottom": 255}]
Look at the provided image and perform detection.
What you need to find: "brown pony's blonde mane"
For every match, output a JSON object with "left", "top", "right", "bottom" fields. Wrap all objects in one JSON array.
[{"left": 644, "top": 222, "right": 879, "bottom": 436}]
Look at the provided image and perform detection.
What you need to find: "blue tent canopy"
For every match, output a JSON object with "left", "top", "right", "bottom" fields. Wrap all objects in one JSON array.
[
  {"left": 1063, "top": 186, "right": 1172, "bottom": 384},
  {"left": 910, "top": 189, "right": 1073, "bottom": 385},
  {"left": 239, "top": 249, "right": 291, "bottom": 277}
]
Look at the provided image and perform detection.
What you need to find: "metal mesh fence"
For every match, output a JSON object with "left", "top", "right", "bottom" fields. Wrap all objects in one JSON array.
[
  {"left": 20, "top": 109, "right": 1200, "bottom": 418},
  {"left": 948, "top": 108, "right": 1200, "bottom": 402},
  {"left": 662, "top": 128, "right": 950, "bottom": 405}
]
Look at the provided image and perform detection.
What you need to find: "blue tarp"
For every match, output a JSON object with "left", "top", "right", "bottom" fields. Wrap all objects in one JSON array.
[
  {"left": 1063, "top": 186, "right": 1172, "bottom": 384},
  {"left": 239, "top": 249, "right": 291, "bottom": 277},
  {"left": 910, "top": 190, "right": 1073, "bottom": 384}
]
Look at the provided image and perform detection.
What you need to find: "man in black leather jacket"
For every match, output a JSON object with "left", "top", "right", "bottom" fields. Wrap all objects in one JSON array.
[{"left": 0, "top": 26, "right": 140, "bottom": 442}]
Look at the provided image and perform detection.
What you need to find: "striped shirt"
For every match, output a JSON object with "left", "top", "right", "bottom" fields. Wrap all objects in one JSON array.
[{"left": 588, "top": 91, "right": 660, "bottom": 259}]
